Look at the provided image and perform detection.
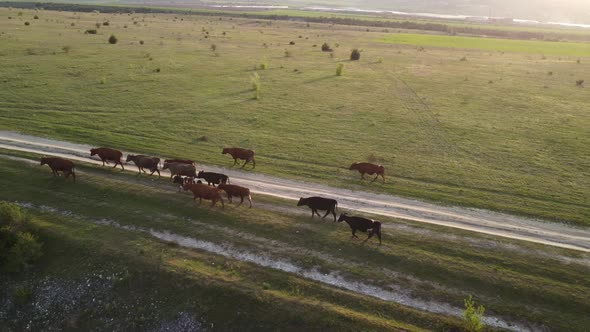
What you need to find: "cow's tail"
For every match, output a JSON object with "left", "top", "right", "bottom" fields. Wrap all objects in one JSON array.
[
  {"left": 71, "top": 165, "right": 76, "bottom": 182},
  {"left": 227, "top": 176, "right": 230, "bottom": 184}
]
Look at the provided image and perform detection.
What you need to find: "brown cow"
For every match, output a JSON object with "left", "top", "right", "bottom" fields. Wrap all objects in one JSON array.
[
  {"left": 40, "top": 157, "right": 76, "bottom": 182},
  {"left": 163, "top": 162, "right": 197, "bottom": 179},
  {"left": 182, "top": 182, "right": 224, "bottom": 208},
  {"left": 218, "top": 184, "right": 252, "bottom": 208},
  {"left": 349, "top": 162, "right": 385, "bottom": 184},
  {"left": 164, "top": 159, "right": 194, "bottom": 165},
  {"left": 126, "top": 155, "right": 160, "bottom": 176},
  {"left": 90, "top": 147, "right": 124, "bottom": 170},
  {"left": 222, "top": 147, "right": 256, "bottom": 168}
]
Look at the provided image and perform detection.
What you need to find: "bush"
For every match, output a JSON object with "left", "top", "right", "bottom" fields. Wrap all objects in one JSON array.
[
  {"left": 321, "top": 42, "right": 332, "bottom": 52},
  {"left": 463, "top": 295, "right": 485, "bottom": 332},
  {"left": 0, "top": 201, "right": 23, "bottom": 227},
  {"left": 350, "top": 49, "right": 361, "bottom": 61},
  {"left": 24, "top": 21, "right": 30, "bottom": 26},
  {"left": 102, "top": 21, "right": 109, "bottom": 26},
  {"left": 85, "top": 29, "right": 97, "bottom": 34},
  {"left": 251, "top": 73, "right": 261, "bottom": 100},
  {"left": 284, "top": 49, "right": 292, "bottom": 58},
  {"left": 210, "top": 44, "right": 216, "bottom": 52},
  {"left": 108, "top": 34, "right": 118, "bottom": 44},
  {"left": 33, "top": 15, "right": 39, "bottom": 19},
  {"left": 62, "top": 45, "right": 71, "bottom": 54},
  {"left": 289, "top": 41, "right": 295, "bottom": 45},
  {"left": 336, "top": 63, "right": 344, "bottom": 76},
  {"left": 14, "top": 286, "right": 32, "bottom": 305},
  {"left": 259, "top": 57, "right": 268, "bottom": 70},
  {"left": 139, "top": 40, "right": 144, "bottom": 45},
  {"left": 0, "top": 202, "right": 43, "bottom": 272}
]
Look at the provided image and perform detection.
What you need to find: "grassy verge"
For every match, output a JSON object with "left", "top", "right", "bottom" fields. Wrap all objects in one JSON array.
[{"left": 0, "top": 155, "right": 589, "bottom": 330}]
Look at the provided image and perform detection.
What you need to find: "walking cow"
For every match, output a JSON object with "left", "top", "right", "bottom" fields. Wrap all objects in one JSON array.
[
  {"left": 218, "top": 184, "right": 252, "bottom": 208},
  {"left": 182, "top": 182, "right": 224, "bottom": 208},
  {"left": 337, "top": 213, "right": 382, "bottom": 245},
  {"left": 349, "top": 162, "right": 385, "bottom": 184},
  {"left": 163, "top": 162, "right": 197, "bottom": 179},
  {"left": 126, "top": 155, "right": 160, "bottom": 176},
  {"left": 40, "top": 157, "right": 76, "bottom": 182},
  {"left": 197, "top": 171, "right": 229, "bottom": 187},
  {"left": 297, "top": 196, "right": 338, "bottom": 222},
  {"left": 90, "top": 147, "right": 125, "bottom": 170},
  {"left": 222, "top": 147, "right": 256, "bottom": 168}
]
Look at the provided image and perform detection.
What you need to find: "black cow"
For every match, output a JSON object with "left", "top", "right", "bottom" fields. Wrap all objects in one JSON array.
[
  {"left": 297, "top": 196, "right": 338, "bottom": 222},
  {"left": 197, "top": 171, "right": 229, "bottom": 187},
  {"left": 337, "top": 213, "right": 382, "bottom": 244}
]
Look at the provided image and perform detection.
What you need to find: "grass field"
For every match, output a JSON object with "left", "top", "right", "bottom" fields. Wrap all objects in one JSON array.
[
  {"left": 379, "top": 33, "right": 590, "bottom": 56},
  {"left": 1, "top": 154, "right": 589, "bottom": 330},
  {"left": 0, "top": 8, "right": 589, "bottom": 227}
]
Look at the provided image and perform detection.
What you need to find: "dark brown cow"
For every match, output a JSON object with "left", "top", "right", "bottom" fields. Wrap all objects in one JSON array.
[
  {"left": 222, "top": 147, "right": 256, "bottom": 168},
  {"left": 297, "top": 196, "right": 338, "bottom": 222},
  {"left": 126, "top": 155, "right": 160, "bottom": 176},
  {"left": 90, "top": 147, "right": 124, "bottom": 170},
  {"left": 40, "top": 157, "right": 76, "bottom": 182},
  {"left": 337, "top": 213, "right": 382, "bottom": 245},
  {"left": 163, "top": 162, "right": 197, "bottom": 179},
  {"left": 164, "top": 159, "right": 194, "bottom": 165},
  {"left": 349, "top": 162, "right": 385, "bottom": 184},
  {"left": 218, "top": 184, "right": 252, "bottom": 208},
  {"left": 182, "top": 182, "right": 224, "bottom": 208}
]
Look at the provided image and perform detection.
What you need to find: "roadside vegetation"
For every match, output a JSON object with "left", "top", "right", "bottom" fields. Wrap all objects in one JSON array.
[
  {"left": 0, "top": 8, "right": 588, "bottom": 226},
  {"left": 0, "top": 154, "right": 589, "bottom": 330}
]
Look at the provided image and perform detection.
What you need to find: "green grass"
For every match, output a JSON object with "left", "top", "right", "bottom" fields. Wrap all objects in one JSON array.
[
  {"left": 379, "top": 33, "right": 590, "bottom": 56},
  {"left": 0, "top": 155, "right": 589, "bottom": 330},
  {"left": 0, "top": 8, "right": 589, "bottom": 227}
]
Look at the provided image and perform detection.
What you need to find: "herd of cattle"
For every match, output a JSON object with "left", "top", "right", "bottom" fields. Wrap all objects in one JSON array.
[{"left": 39, "top": 146, "right": 385, "bottom": 244}]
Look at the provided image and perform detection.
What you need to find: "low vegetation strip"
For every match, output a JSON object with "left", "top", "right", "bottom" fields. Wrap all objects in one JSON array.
[{"left": 379, "top": 33, "right": 590, "bottom": 56}]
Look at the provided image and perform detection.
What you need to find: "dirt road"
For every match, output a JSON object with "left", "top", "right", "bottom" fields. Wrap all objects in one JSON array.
[{"left": 1, "top": 130, "right": 589, "bottom": 253}]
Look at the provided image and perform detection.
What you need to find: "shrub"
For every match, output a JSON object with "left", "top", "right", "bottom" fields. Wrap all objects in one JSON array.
[
  {"left": 95, "top": 22, "right": 101, "bottom": 29},
  {"left": 284, "top": 49, "right": 292, "bottom": 58},
  {"left": 33, "top": 15, "right": 39, "bottom": 19},
  {"left": 210, "top": 44, "right": 216, "bottom": 52},
  {"left": 62, "top": 45, "right": 71, "bottom": 54},
  {"left": 460, "top": 56, "right": 467, "bottom": 61},
  {"left": 377, "top": 57, "right": 384, "bottom": 63},
  {"left": 321, "top": 42, "right": 332, "bottom": 52},
  {"left": 24, "top": 21, "right": 30, "bottom": 26},
  {"left": 463, "top": 295, "right": 485, "bottom": 332},
  {"left": 5, "top": 232, "right": 42, "bottom": 271},
  {"left": 350, "top": 49, "right": 361, "bottom": 61},
  {"left": 251, "top": 73, "right": 261, "bottom": 100},
  {"left": 576, "top": 79, "right": 584, "bottom": 87},
  {"left": 70, "top": 22, "right": 75, "bottom": 27},
  {"left": 102, "top": 21, "right": 109, "bottom": 26},
  {"left": 85, "top": 29, "right": 97, "bottom": 34},
  {"left": 100, "top": 76, "right": 107, "bottom": 84},
  {"left": 108, "top": 34, "right": 118, "bottom": 44},
  {"left": 259, "top": 57, "right": 268, "bottom": 70},
  {"left": 0, "top": 201, "right": 23, "bottom": 226},
  {"left": 139, "top": 40, "right": 144, "bottom": 45},
  {"left": 336, "top": 63, "right": 344, "bottom": 76},
  {"left": 289, "top": 41, "right": 295, "bottom": 45}
]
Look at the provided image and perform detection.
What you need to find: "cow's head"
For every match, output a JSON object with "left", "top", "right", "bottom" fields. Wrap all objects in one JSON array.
[
  {"left": 90, "top": 148, "right": 97, "bottom": 156},
  {"left": 297, "top": 197, "right": 306, "bottom": 206},
  {"left": 40, "top": 157, "right": 47, "bottom": 166},
  {"left": 125, "top": 155, "right": 134, "bottom": 162},
  {"left": 222, "top": 148, "right": 229, "bottom": 155},
  {"left": 162, "top": 163, "right": 170, "bottom": 170},
  {"left": 349, "top": 162, "right": 358, "bottom": 170},
  {"left": 337, "top": 213, "right": 347, "bottom": 223},
  {"left": 197, "top": 171, "right": 204, "bottom": 177}
]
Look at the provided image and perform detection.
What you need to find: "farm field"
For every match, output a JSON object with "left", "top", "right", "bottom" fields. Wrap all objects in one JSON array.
[
  {"left": 1, "top": 154, "right": 589, "bottom": 330},
  {"left": 0, "top": 8, "right": 589, "bottom": 227}
]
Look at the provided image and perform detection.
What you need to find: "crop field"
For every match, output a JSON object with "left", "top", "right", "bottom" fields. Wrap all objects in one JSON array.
[
  {"left": 0, "top": 153, "right": 589, "bottom": 330},
  {"left": 0, "top": 9, "right": 589, "bottom": 223}
]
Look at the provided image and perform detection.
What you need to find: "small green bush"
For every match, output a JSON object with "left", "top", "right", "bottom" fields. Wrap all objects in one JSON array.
[
  {"left": 321, "top": 42, "right": 332, "bottom": 52},
  {"left": 14, "top": 286, "right": 32, "bottom": 304},
  {"left": 108, "top": 34, "right": 118, "bottom": 44},
  {"left": 251, "top": 73, "right": 261, "bottom": 100},
  {"left": 0, "top": 201, "right": 23, "bottom": 227},
  {"left": 350, "top": 49, "right": 361, "bottom": 61},
  {"left": 463, "top": 295, "right": 485, "bottom": 332},
  {"left": 336, "top": 63, "right": 344, "bottom": 76},
  {"left": 259, "top": 57, "right": 268, "bottom": 70},
  {"left": 210, "top": 44, "right": 216, "bottom": 52}
]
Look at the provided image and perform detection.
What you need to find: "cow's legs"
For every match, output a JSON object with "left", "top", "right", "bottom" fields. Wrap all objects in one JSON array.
[
  {"left": 232, "top": 159, "right": 238, "bottom": 167},
  {"left": 360, "top": 173, "right": 366, "bottom": 180},
  {"left": 311, "top": 209, "right": 316, "bottom": 218},
  {"left": 331, "top": 209, "right": 337, "bottom": 222},
  {"left": 240, "top": 160, "right": 248, "bottom": 168},
  {"left": 370, "top": 174, "right": 379, "bottom": 183},
  {"left": 251, "top": 157, "right": 256, "bottom": 169},
  {"left": 381, "top": 174, "right": 385, "bottom": 184},
  {"left": 322, "top": 210, "right": 331, "bottom": 219},
  {"left": 350, "top": 229, "right": 359, "bottom": 239},
  {"left": 247, "top": 195, "right": 252, "bottom": 208}
]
